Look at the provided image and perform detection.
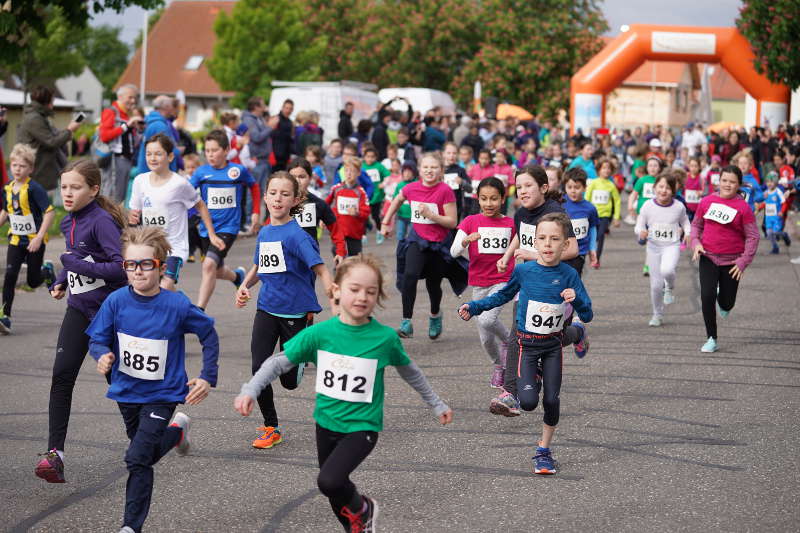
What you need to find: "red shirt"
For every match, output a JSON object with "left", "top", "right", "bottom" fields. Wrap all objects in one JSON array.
[{"left": 326, "top": 183, "right": 370, "bottom": 239}]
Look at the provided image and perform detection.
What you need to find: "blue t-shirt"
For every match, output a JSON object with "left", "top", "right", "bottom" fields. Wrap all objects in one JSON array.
[
  {"left": 87, "top": 287, "right": 219, "bottom": 404},
  {"left": 190, "top": 162, "right": 255, "bottom": 236},
  {"left": 563, "top": 198, "right": 599, "bottom": 256},
  {"left": 764, "top": 189, "right": 784, "bottom": 230},
  {"left": 739, "top": 174, "right": 764, "bottom": 212},
  {"left": 253, "top": 220, "right": 324, "bottom": 315}
]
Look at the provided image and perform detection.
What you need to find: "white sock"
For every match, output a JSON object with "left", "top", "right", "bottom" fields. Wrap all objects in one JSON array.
[{"left": 56, "top": 450, "right": 64, "bottom": 460}]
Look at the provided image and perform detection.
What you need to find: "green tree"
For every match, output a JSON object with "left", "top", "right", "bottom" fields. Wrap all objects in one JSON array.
[
  {"left": 0, "top": 0, "right": 162, "bottom": 65},
  {"left": 737, "top": 0, "right": 800, "bottom": 90},
  {"left": 452, "top": 0, "right": 607, "bottom": 118},
  {"left": 78, "top": 25, "right": 131, "bottom": 100},
  {"left": 207, "top": 0, "right": 326, "bottom": 108}
]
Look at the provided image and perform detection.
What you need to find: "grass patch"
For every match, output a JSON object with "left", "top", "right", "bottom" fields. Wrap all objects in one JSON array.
[{"left": 0, "top": 206, "right": 68, "bottom": 245}]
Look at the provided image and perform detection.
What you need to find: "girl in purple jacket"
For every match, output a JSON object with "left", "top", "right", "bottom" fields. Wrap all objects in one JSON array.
[{"left": 35, "top": 159, "right": 128, "bottom": 483}]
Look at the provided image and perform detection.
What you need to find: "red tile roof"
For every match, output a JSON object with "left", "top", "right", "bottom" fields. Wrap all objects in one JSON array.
[
  {"left": 115, "top": 1, "right": 235, "bottom": 97},
  {"left": 705, "top": 64, "right": 746, "bottom": 100}
]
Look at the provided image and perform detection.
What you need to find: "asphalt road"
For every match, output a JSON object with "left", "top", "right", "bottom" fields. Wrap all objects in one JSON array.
[{"left": 1, "top": 218, "right": 799, "bottom": 532}]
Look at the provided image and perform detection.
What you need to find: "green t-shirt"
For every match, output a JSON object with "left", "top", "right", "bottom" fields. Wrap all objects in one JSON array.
[
  {"left": 283, "top": 316, "right": 411, "bottom": 433},
  {"left": 393, "top": 179, "right": 416, "bottom": 219},
  {"left": 363, "top": 162, "right": 390, "bottom": 205},
  {"left": 633, "top": 175, "right": 657, "bottom": 213}
]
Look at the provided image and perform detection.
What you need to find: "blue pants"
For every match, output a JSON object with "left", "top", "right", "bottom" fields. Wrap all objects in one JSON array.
[
  {"left": 516, "top": 335, "right": 563, "bottom": 427},
  {"left": 118, "top": 402, "right": 181, "bottom": 533}
]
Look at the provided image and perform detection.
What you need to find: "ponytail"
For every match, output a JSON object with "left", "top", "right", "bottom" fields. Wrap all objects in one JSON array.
[{"left": 95, "top": 195, "right": 128, "bottom": 229}]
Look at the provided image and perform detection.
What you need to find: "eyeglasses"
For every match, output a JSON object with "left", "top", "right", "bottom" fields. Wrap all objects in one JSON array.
[{"left": 123, "top": 259, "right": 162, "bottom": 272}]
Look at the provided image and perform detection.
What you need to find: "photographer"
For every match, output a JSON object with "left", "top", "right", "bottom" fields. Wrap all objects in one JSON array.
[{"left": 98, "top": 84, "right": 141, "bottom": 203}]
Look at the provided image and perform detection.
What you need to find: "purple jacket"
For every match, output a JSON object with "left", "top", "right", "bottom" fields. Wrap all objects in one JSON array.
[{"left": 52, "top": 200, "right": 127, "bottom": 319}]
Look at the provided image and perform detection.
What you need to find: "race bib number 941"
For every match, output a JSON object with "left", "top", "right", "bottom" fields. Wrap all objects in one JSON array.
[
  {"left": 117, "top": 332, "right": 167, "bottom": 381},
  {"left": 207, "top": 187, "right": 237, "bottom": 209},
  {"left": 650, "top": 223, "right": 678, "bottom": 243},
  {"left": 703, "top": 203, "right": 737, "bottom": 225},
  {"left": 524, "top": 300, "right": 566, "bottom": 334},
  {"left": 258, "top": 242, "right": 287, "bottom": 274},
  {"left": 315, "top": 350, "right": 377, "bottom": 403}
]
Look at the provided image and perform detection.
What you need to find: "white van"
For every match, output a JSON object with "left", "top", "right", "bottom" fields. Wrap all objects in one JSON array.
[
  {"left": 269, "top": 81, "right": 380, "bottom": 145},
  {"left": 377, "top": 87, "right": 457, "bottom": 117}
]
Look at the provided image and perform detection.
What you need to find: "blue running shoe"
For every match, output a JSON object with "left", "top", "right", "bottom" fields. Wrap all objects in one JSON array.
[
  {"left": 42, "top": 260, "right": 56, "bottom": 287},
  {"left": 533, "top": 447, "right": 558, "bottom": 475},
  {"left": 233, "top": 266, "right": 246, "bottom": 289},
  {"left": 428, "top": 314, "right": 442, "bottom": 339},
  {"left": 0, "top": 311, "right": 10, "bottom": 335},
  {"left": 716, "top": 301, "right": 730, "bottom": 318},
  {"left": 573, "top": 322, "right": 589, "bottom": 359},
  {"left": 489, "top": 391, "right": 521, "bottom": 417},
  {"left": 700, "top": 337, "right": 718, "bottom": 353},
  {"left": 397, "top": 319, "right": 413, "bottom": 338}
]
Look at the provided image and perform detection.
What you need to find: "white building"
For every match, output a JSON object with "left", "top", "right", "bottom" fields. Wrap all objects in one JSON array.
[{"left": 55, "top": 67, "right": 104, "bottom": 121}]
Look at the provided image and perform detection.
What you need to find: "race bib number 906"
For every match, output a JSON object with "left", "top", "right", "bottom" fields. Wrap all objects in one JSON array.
[
  {"left": 477, "top": 227, "right": 511, "bottom": 254},
  {"left": 525, "top": 300, "right": 566, "bottom": 334},
  {"left": 315, "top": 350, "right": 377, "bottom": 403},
  {"left": 257, "top": 241, "right": 287, "bottom": 274},
  {"left": 519, "top": 222, "right": 536, "bottom": 251},
  {"left": 117, "top": 332, "right": 167, "bottom": 381},
  {"left": 703, "top": 203, "right": 737, "bottom": 225},
  {"left": 207, "top": 187, "right": 237, "bottom": 209}
]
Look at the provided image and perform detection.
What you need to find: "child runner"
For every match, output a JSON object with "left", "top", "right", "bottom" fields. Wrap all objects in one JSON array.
[
  {"left": 129, "top": 134, "right": 222, "bottom": 291},
  {"left": 235, "top": 171, "right": 335, "bottom": 449},
  {"left": 544, "top": 166, "right": 563, "bottom": 198},
  {"left": 736, "top": 152, "right": 764, "bottom": 213},
  {"left": 635, "top": 171, "right": 691, "bottom": 326},
  {"left": 87, "top": 226, "right": 219, "bottom": 533},
  {"left": 443, "top": 142, "right": 471, "bottom": 221},
  {"left": 458, "top": 145, "right": 475, "bottom": 172},
  {"left": 459, "top": 212, "right": 592, "bottom": 474},
  {"left": 562, "top": 168, "right": 599, "bottom": 276},
  {"left": 381, "top": 152, "right": 464, "bottom": 339},
  {"left": 492, "top": 149, "right": 515, "bottom": 213},
  {"left": 190, "top": 129, "right": 260, "bottom": 310},
  {"left": 327, "top": 157, "right": 371, "bottom": 257},
  {"left": 181, "top": 153, "right": 203, "bottom": 263},
  {"left": 683, "top": 157, "right": 705, "bottom": 221},
  {"left": 450, "top": 177, "right": 515, "bottom": 388},
  {"left": 35, "top": 159, "right": 128, "bottom": 483},
  {"left": 0, "top": 144, "right": 56, "bottom": 333},
  {"left": 491, "top": 165, "right": 582, "bottom": 417},
  {"left": 691, "top": 165, "right": 759, "bottom": 353},
  {"left": 362, "top": 147, "right": 390, "bottom": 244},
  {"left": 389, "top": 161, "right": 418, "bottom": 241},
  {"left": 584, "top": 157, "right": 621, "bottom": 268},
  {"left": 466, "top": 149, "right": 496, "bottom": 216},
  {"left": 629, "top": 156, "right": 665, "bottom": 275},
  {"left": 763, "top": 171, "right": 791, "bottom": 254},
  {"left": 234, "top": 255, "right": 452, "bottom": 531}
]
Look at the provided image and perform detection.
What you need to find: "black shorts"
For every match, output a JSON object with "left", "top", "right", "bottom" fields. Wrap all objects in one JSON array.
[{"left": 200, "top": 232, "right": 237, "bottom": 266}]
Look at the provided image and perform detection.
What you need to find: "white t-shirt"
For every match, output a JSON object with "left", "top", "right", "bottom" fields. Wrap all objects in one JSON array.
[{"left": 129, "top": 172, "right": 200, "bottom": 261}]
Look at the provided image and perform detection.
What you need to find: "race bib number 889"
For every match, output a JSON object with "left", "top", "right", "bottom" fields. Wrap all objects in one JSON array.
[
  {"left": 258, "top": 242, "right": 287, "bottom": 274},
  {"left": 315, "top": 350, "right": 377, "bottom": 403}
]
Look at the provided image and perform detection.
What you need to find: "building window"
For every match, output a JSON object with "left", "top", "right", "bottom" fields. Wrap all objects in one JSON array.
[
  {"left": 184, "top": 55, "right": 204, "bottom": 71},
  {"left": 76, "top": 90, "right": 83, "bottom": 103}
]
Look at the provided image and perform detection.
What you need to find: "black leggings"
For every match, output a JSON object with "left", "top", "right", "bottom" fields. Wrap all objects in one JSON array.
[
  {"left": 402, "top": 242, "right": 447, "bottom": 319},
  {"left": 316, "top": 424, "right": 378, "bottom": 529},
  {"left": 596, "top": 217, "right": 611, "bottom": 260},
  {"left": 517, "top": 336, "right": 563, "bottom": 426},
  {"left": 699, "top": 255, "right": 740, "bottom": 339},
  {"left": 48, "top": 306, "right": 91, "bottom": 451},
  {"left": 251, "top": 310, "right": 309, "bottom": 427},
  {"left": 3, "top": 242, "right": 46, "bottom": 316},
  {"left": 370, "top": 203, "right": 382, "bottom": 232}
]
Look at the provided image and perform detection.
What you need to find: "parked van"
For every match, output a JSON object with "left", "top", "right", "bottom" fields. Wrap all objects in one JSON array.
[
  {"left": 269, "top": 81, "right": 379, "bottom": 145},
  {"left": 378, "top": 87, "right": 457, "bottom": 117}
]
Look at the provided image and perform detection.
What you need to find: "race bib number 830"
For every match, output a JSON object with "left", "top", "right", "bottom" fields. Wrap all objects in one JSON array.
[
  {"left": 703, "top": 203, "right": 737, "bottom": 225},
  {"left": 315, "top": 350, "right": 377, "bottom": 403}
]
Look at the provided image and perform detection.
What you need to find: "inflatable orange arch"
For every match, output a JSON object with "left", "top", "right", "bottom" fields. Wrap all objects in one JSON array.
[{"left": 570, "top": 25, "right": 791, "bottom": 134}]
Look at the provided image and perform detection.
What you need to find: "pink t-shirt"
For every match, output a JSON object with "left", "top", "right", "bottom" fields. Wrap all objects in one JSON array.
[
  {"left": 458, "top": 214, "right": 516, "bottom": 286},
  {"left": 692, "top": 194, "right": 755, "bottom": 255},
  {"left": 467, "top": 164, "right": 497, "bottom": 198},
  {"left": 683, "top": 173, "right": 704, "bottom": 211},
  {"left": 492, "top": 164, "right": 516, "bottom": 187},
  {"left": 402, "top": 180, "right": 456, "bottom": 242}
]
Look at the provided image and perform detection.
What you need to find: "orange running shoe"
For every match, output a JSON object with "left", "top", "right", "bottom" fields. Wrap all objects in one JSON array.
[{"left": 252, "top": 426, "right": 282, "bottom": 449}]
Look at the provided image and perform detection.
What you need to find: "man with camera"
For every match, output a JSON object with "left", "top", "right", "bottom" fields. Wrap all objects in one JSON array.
[{"left": 98, "top": 84, "right": 141, "bottom": 203}]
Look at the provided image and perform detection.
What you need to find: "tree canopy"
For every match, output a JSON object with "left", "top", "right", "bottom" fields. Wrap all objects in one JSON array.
[
  {"left": 78, "top": 25, "right": 131, "bottom": 100},
  {"left": 737, "top": 0, "right": 800, "bottom": 90}
]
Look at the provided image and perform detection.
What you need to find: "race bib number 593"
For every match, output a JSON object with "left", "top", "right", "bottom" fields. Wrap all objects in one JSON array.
[{"left": 315, "top": 350, "right": 377, "bottom": 403}]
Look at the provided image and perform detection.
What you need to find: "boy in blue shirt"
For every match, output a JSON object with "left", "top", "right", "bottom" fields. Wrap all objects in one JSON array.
[
  {"left": 190, "top": 129, "right": 261, "bottom": 309},
  {"left": 763, "top": 172, "right": 790, "bottom": 254},
  {"left": 459, "top": 212, "right": 592, "bottom": 475},
  {"left": 562, "top": 168, "right": 599, "bottom": 276},
  {"left": 88, "top": 226, "right": 219, "bottom": 533}
]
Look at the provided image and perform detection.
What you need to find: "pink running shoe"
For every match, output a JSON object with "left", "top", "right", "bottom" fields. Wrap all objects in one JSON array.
[
  {"left": 35, "top": 449, "right": 65, "bottom": 483},
  {"left": 490, "top": 365, "right": 504, "bottom": 388}
]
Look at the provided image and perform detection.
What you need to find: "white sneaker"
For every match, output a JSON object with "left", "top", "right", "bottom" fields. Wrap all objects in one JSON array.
[
  {"left": 119, "top": 527, "right": 135, "bottom": 533},
  {"left": 623, "top": 214, "right": 637, "bottom": 225},
  {"left": 663, "top": 287, "right": 675, "bottom": 305},
  {"left": 170, "top": 412, "right": 191, "bottom": 456},
  {"left": 791, "top": 256, "right": 800, "bottom": 265},
  {"left": 648, "top": 315, "right": 662, "bottom": 327}
]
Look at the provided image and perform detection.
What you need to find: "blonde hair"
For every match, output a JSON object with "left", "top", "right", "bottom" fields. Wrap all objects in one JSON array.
[
  {"left": 345, "top": 156, "right": 362, "bottom": 171},
  {"left": 10, "top": 143, "right": 36, "bottom": 167},
  {"left": 420, "top": 151, "right": 443, "bottom": 169},
  {"left": 333, "top": 254, "right": 387, "bottom": 307},
  {"left": 121, "top": 226, "right": 172, "bottom": 262}
]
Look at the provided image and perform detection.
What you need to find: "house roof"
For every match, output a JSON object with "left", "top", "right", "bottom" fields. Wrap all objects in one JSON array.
[
  {"left": 0, "top": 87, "right": 79, "bottom": 109},
  {"left": 705, "top": 64, "right": 746, "bottom": 100},
  {"left": 115, "top": 1, "right": 235, "bottom": 98}
]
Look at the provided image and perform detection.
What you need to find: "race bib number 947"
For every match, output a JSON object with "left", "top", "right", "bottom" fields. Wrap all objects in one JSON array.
[
  {"left": 703, "top": 203, "right": 737, "bottom": 225},
  {"left": 315, "top": 350, "right": 377, "bottom": 403},
  {"left": 524, "top": 300, "right": 566, "bottom": 334},
  {"left": 117, "top": 332, "right": 167, "bottom": 381}
]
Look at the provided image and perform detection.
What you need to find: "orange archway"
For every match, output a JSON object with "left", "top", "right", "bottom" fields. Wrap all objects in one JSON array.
[{"left": 570, "top": 25, "right": 790, "bottom": 134}]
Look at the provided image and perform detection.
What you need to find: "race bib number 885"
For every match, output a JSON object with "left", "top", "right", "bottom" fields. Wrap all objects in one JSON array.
[
  {"left": 315, "top": 350, "right": 377, "bottom": 403},
  {"left": 117, "top": 332, "right": 167, "bottom": 381}
]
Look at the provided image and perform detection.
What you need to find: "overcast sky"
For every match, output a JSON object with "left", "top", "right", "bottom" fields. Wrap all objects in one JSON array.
[{"left": 91, "top": 0, "right": 743, "bottom": 47}]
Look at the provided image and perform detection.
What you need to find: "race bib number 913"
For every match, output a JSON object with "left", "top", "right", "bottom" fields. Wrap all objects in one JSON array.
[
  {"left": 315, "top": 350, "right": 377, "bottom": 403},
  {"left": 117, "top": 332, "right": 167, "bottom": 381},
  {"left": 68, "top": 255, "right": 105, "bottom": 295}
]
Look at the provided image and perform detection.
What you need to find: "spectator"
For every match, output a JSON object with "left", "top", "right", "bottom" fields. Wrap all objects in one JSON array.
[
  {"left": 134, "top": 94, "right": 181, "bottom": 176},
  {"left": 422, "top": 117, "right": 446, "bottom": 152},
  {"left": 17, "top": 86, "right": 80, "bottom": 192},
  {"left": 240, "top": 96, "right": 274, "bottom": 195},
  {"left": 270, "top": 99, "right": 294, "bottom": 171},
  {"left": 371, "top": 113, "right": 391, "bottom": 160},
  {"left": 97, "top": 84, "right": 140, "bottom": 203},
  {"left": 297, "top": 111, "right": 323, "bottom": 156},
  {"left": 338, "top": 101, "right": 354, "bottom": 141},
  {"left": 718, "top": 130, "right": 745, "bottom": 166},
  {"left": 452, "top": 116, "right": 470, "bottom": 148}
]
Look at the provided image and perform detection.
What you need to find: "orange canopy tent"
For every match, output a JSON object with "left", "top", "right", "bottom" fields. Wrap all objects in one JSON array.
[
  {"left": 708, "top": 121, "right": 742, "bottom": 134},
  {"left": 496, "top": 103, "right": 533, "bottom": 121}
]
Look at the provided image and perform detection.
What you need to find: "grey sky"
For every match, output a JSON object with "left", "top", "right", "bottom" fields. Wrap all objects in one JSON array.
[{"left": 91, "top": 0, "right": 743, "bottom": 47}]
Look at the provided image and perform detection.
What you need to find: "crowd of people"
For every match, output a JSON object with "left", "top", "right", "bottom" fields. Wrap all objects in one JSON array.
[{"left": 1, "top": 83, "right": 798, "bottom": 532}]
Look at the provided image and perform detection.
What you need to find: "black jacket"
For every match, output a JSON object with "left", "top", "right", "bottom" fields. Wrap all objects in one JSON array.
[{"left": 338, "top": 110, "right": 353, "bottom": 140}]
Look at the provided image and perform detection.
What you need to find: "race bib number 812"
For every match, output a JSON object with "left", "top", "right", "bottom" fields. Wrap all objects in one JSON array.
[{"left": 315, "top": 350, "right": 377, "bottom": 403}]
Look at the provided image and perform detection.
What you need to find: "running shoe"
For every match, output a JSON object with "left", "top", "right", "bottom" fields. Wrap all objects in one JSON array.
[
  {"left": 170, "top": 412, "right": 191, "bottom": 456},
  {"left": 490, "top": 365, "right": 504, "bottom": 388},
  {"left": 233, "top": 266, "right": 246, "bottom": 289},
  {"left": 340, "top": 495, "right": 379, "bottom": 533},
  {"left": 623, "top": 214, "right": 636, "bottom": 225},
  {"left": 42, "top": 260, "right": 56, "bottom": 287},
  {"left": 252, "top": 426, "right": 282, "bottom": 449},
  {"left": 573, "top": 322, "right": 589, "bottom": 359},
  {"left": 791, "top": 256, "right": 800, "bottom": 265},
  {"left": 663, "top": 287, "right": 675, "bottom": 305},
  {"left": 716, "top": 301, "right": 730, "bottom": 318},
  {"left": 648, "top": 315, "right": 663, "bottom": 327},
  {"left": 489, "top": 391, "right": 521, "bottom": 417},
  {"left": 0, "top": 311, "right": 10, "bottom": 335},
  {"left": 119, "top": 527, "right": 135, "bottom": 533},
  {"left": 783, "top": 233, "right": 791, "bottom": 246},
  {"left": 376, "top": 233, "right": 385, "bottom": 245},
  {"left": 428, "top": 314, "right": 442, "bottom": 339},
  {"left": 700, "top": 337, "right": 718, "bottom": 353},
  {"left": 532, "top": 447, "right": 558, "bottom": 475},
  {"left": 642, "top": 264, "right": 650, "bottom": 277},
  {"left": 187, "top": 255, "right": 196, "bottom": 263},
  {"left": 35, "top": 449, "right": 65, "bottom": 483},
  {"left": 397, "top": 318, "right": 413, "bottom": 338}
]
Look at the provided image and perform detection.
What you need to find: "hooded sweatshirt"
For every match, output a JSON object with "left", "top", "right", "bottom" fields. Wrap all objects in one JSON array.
[{"left": 135, "top": 110, "right": 181, "bottom": 175}]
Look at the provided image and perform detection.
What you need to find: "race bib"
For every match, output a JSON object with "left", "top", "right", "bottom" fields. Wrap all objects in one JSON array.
[
  {"left": 141, "top": 207, "right": 168, "bottom": 228},
  {"left": 494, "top": 173, "right": 508, "bottom": 185},
  {"left": 315, "top": 350, "right": 377, "bottom": 403},
  {"left": 207, "top": 187, "right": 237, "bottom": 209},
  {"left": 410, "top": 201, "right": 438, "bottom": 225},
  {"left": 710, "top": 173, "right": 720, "bottom": 187},
  {"left": 765, "top": 203, "right": 778, "bottom": 217},
  {"left": 519, "top": 222, "right": 537, "bottom": 251},
  {"left": 524, "top": 300, "right": 566, "bottom": 334},
  {"left": 337, "top": 195, "right": 359, "bottom": 215},
  {"left": 8, "top": 213, "right": 36, "bottom": 236},
  {"left": 294, "top": 203, "right": 317, "bottom": 228},
  {"left": 591, "top": 190, "right": 610, "bottom": 205},
  {"left": 571, "top": 217, "right": 589, "bottom": 240},
  {"left": 684, "top": 189, "right": 701, "bottom": 204},
  {"left": 469, "top": 179, "right": 482, "bottom": 198},
  {"left": 444, "top": 173, "right": 460, "bottom": 190},
  {"left": 366, "top": 168, "right": 381, "bottom": 183},
  {"left": 650, "top": 223, "right": 679, "bottom": 243},
  {"left": 397, "top": 148, "right": 405, "bottom": 162},
  {"left": 642, "top": 182, "right": 655, "bottom": 198},
  {"left": 477, "top": 227, "right": 511, "bottom": 254},
  {"left": 117, "top": 332, "right": 167, "bottom": 381},
  {"left": 703, "top": 202, "right": 737, "bottom": 225},
  {"left": 257, "top": 241, "right": 287, "bottom": 274},
  {"left": 68, "top": 255, "right": 106, "bottom": 295}
]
